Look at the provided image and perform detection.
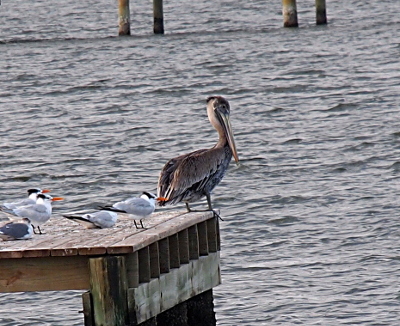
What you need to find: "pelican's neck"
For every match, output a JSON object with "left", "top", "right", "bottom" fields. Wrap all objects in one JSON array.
[{"left": 215, "top": 131, "right": 229, "bottom": 148}]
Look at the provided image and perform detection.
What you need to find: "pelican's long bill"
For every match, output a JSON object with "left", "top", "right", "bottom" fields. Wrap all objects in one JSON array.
[{"left": 216, "top": 106, "right": 239, "bottom": 163}]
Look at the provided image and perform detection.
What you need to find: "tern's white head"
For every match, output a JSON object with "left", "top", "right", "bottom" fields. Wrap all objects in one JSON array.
[
  {"left": 36, "top": 193, "right": 64, "bottom": 205},
  {"left": 27, "top": 188, "right": 50, "bottom": 201},
  {"left": 140, "top": 192, "right": 157, "bottom": 203}
]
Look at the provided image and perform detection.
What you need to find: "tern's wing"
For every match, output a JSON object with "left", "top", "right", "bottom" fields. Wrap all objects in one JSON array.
[
  {"left": 14, "top": 204, "right": 49, "bottom": 224},
  {"left": 63, "top": 214, "right": 98, "bottom": 229},
  {"left": 0, "top": 222, "right": 33, "bottom": 240},
  {"left": 88, "top": 211, "right": 117, "bottom": 228},
  {"left": 124, "top": 198, "right": 155, "bottom": 216},
  {"left": 3, "top": 198, "right": 35, "bottom": 210}
]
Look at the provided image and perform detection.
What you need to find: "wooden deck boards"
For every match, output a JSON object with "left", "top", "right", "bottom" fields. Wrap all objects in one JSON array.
[{"left": 0, "top": 210, "right": 213, "bottom": 259}]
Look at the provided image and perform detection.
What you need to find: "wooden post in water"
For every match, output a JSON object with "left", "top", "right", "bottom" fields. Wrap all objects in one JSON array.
[
  {"left": 89, "top": 256, "right": 129, "bottom": 326},
  {"left": 282, "top": 0, "right": 298, "bottom": 27},
  {"left": 153, "top": 0, "right": 164, "bottom": 34},
  {"left": 118, "top": 0, "right": 131, "bottom": 36},
  {"left": 315, "top": 0, "right": 327, "bottom": 25}
]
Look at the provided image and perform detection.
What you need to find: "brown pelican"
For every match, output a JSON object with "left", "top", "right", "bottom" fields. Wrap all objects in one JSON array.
[{"left": 157, "top": 96, "right": 239, "bottom": 213}]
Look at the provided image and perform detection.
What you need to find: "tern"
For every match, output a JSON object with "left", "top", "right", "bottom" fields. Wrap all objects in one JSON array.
[
  {"left": 99, "top": 192, "right": 156, "bottom": 229},
  {"left": 0, "top": 193, "right": 64, "bottom": 234},
  {"left": 1, "top": 188, "right": 51, "bottom": 210},
  {"left": 157, "top": 96, "right": 239, "bottom": 215},
  {"left": 63, "top": 211, "right": 118, "bottom": 229},
  {"left": 0, "top": 218, "right": 34, "bottom": 241}
]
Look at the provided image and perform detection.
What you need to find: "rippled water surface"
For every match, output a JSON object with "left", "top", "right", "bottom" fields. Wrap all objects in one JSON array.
[{"left": 1, "top": 0, "right": 400, "bottom": 325}]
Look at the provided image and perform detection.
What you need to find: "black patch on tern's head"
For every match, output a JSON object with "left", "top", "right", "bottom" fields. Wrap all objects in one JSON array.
[
  {"left": 27, "top": 188, "right": 41, "bottom": 195},
  {"left": 142, "top": 192, "right": 156, "bottom": 199}
]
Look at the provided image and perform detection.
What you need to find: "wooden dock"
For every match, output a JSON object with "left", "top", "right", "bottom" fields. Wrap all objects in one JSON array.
[{"left": 0, "top": 210, "right": 220, "bottom": 326}]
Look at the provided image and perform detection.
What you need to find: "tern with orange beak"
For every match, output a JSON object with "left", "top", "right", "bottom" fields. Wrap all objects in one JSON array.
[
  {"left": 99, "top": 192, "right": 156, "bottom": 229},
  {"left": 157, "top": 96, "right": 239, "bottom": 214},
  {"left": 0, "top": 193, "right": 64, "bottom": 234},
  {"left": 1, "top": 188, "right": 51, "bottom": 210}
]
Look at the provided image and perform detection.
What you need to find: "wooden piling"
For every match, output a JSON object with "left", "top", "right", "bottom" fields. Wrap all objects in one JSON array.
[
  {"left": 153, "top": 0, "right": 164, "bottom": 34},
  {"left": 89, "top": 256, "right": 129, "bottom": 326},
  {"left": 282, "top": 0, "right": 298, "bottom": 27},
  {"left": 315, "top": 0, "right": 327, "bottom": 25},
  {"left": 118, "top": 0, "right": 131, "bottom": 36}
]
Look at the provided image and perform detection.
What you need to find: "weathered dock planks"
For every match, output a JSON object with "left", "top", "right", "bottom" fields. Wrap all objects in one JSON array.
[{"left": 0, "top": 209, "right": 220, "bottom": 326}]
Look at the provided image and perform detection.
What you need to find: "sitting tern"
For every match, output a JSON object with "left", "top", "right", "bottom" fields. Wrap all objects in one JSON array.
[
  {"left": 63, "top": 211, "right": 118, "bottom": 229},
  {"left": 1, "top": 188, "right": 51, "bottom": 210},
  {"left": 0, "top": 218, "right": 34, "bottom": 241},
  {"left": 99, "top": 192, "right": 156, "bottom": 229},
  {"left": 157, "top": 96, "right": 239, "bottom": 215},
  {"left": 0, "top": 193, "right": 64, "bottom": 234}
]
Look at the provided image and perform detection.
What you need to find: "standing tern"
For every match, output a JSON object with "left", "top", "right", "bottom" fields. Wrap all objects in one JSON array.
[
  {"left": 99, "top": 192, "right": 156, "bottom": 229},
  {"left": 157, "top": 96, "right": 239, "bottom": 215},
  {"left": 62, "top": 211, "right": 118, "bottom": 229},
  {"left": 2, "top": 188, "right": 51, "bottom": 210},
  {"left": 0, "top": 193, "right": 64, "bottom": 234},
  {"left": 0, "top": 218, "right": 34, "bottom": 241}
]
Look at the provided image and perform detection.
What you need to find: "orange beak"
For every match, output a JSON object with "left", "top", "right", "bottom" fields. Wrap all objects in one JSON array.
[
  {"left": 157, "top": 197, "right": 168, "bottom": 202},
  {"left": 42, "top": 189, "right": 51, "bottom": 193},
  {"left": 51, "top": 197, "right": 64, "bottom": 201}
]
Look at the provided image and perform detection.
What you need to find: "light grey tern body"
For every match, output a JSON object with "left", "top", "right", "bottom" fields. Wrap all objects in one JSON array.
[
  {"left": 0, "top": 218, "right": 34, "bottom": 241},
  {"left": 63, "top": 211, "right": 118, "bottom": 229},
  {"left": 157, "top": 96, "right": 239, "bottom": 215},
  {"left": 99, "top": 192, "right": 156, "bottom": 229},
  {"left": 1, "top": 188, "right": 51, "bottom": 210},
  {"left": 0, "top": 193, "right": 64, "bottom": 234}
]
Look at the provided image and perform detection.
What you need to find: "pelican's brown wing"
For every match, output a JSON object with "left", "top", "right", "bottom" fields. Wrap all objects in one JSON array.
[{"left": 157, "top": 147, "right": 225, "bottom": 205}]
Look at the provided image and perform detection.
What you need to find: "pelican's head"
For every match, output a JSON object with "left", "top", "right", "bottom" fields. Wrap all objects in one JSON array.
[{"left": 206, "top": 96, "right": 239, "bottom": 163}]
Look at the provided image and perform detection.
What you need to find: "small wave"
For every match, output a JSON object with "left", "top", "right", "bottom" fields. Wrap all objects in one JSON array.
[
  {"left": 282, "top": 138, "right": 302, "bottom": 145},
  {"left": 325, "top": 102, "right": 359, "bottom": 112},
  {"left": 268, "top": 215, "right": 300, "bottom": 225}
]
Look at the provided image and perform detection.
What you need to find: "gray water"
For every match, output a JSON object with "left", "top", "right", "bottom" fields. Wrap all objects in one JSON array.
[{"left": 1, "top": 0, "right": 400, "bottom": 324}]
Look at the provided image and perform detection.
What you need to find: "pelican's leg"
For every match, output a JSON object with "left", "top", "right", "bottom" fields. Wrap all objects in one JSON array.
[
  {"left": 185, "top": 202, "right": 192, "bottom": 212},
  {"left": 139, "top": 219, "right": 145, "bottom": 229},
  {"left": 185, "top": 195, "right": 223, "bottom": 221},
  {"left": 36, "top": 225, "right": 43, "bottom": 235},
  {"left": 205, "top": 193, "right": 224, "bottom": 221},
  {"left": 134, "top": 220, "right": 139, "bottom": 229}
]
